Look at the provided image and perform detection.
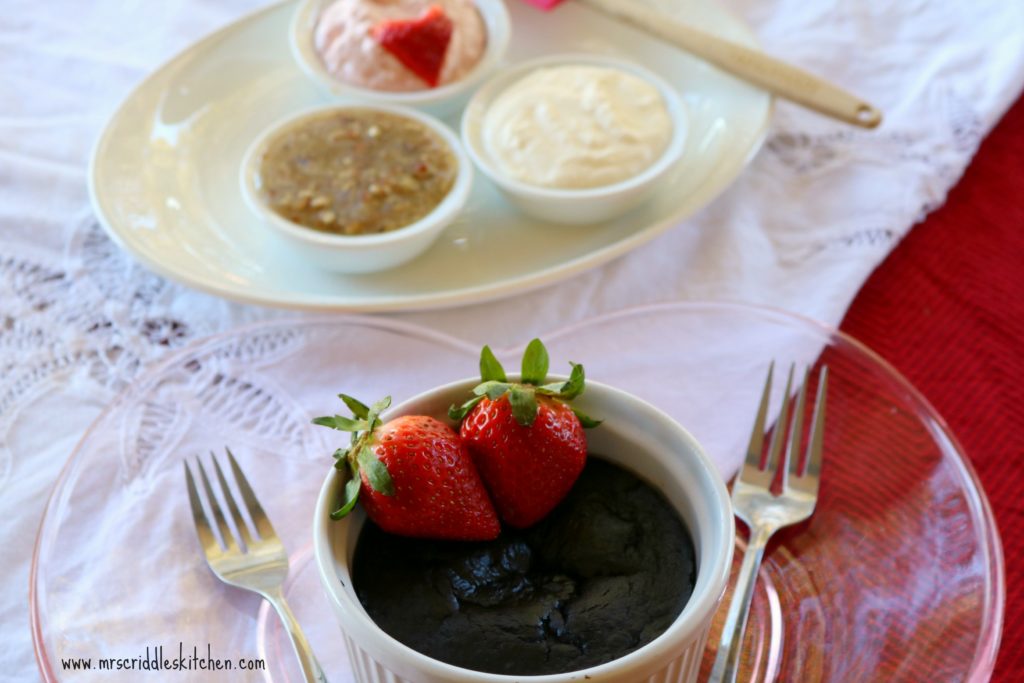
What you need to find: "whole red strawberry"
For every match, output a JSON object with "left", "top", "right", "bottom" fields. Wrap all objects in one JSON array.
[
  {"left": 314, "top": 395, "right": 499, "bottom": 541},
  {"left": 450, "top": 340, "right": 600, "bottom": 528}
]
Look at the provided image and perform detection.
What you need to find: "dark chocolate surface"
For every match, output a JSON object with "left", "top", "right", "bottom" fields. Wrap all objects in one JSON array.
[{"left": 351, "top": 458, "right": 697, "bottom": 675}]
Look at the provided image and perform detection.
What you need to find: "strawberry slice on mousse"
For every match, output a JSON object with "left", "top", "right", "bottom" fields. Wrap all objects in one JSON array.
[{"left": 371, "top": 5, "right": 454, "bottom": 88}]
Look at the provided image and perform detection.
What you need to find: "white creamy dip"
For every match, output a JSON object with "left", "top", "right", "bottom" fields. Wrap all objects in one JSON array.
[{"left": 481, "top": 65, "right": 673, "bottom": 190}]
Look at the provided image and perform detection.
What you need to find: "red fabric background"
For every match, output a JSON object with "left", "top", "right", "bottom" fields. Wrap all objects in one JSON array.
[{"left": 840, "top": 95, "right": 1024, "bottom": 679}]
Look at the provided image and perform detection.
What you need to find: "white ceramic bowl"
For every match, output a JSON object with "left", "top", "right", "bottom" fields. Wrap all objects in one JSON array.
[
  {"left": 461, "top": 53, "right": 689, "bottom": 225},
  {"left": 314, "top": 377, "right": 734, "bottom": 683},
  {"left": 290, "top": 0, "right": 511, "bottom": 118},
  {"left": 240, "top": 104, "right": 472, "bottom": 273}
]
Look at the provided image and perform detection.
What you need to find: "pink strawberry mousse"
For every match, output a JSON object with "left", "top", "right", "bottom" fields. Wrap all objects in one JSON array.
[{"left": 314, "top": 0, "right": 487, "bottom": 91}]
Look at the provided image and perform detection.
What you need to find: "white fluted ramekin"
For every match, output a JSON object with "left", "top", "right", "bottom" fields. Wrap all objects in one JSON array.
[{"left": 314, "top": 377, "right": 733, "bottom": 682}]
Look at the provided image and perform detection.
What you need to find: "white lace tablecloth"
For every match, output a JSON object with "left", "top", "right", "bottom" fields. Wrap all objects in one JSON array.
[{"left": 2, "top": 0, "right": 1023, "bottom": 678}]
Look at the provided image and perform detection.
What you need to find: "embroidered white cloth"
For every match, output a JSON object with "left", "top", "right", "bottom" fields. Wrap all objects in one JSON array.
[{"left": 2, "top": 0, "right": 1023, "bottom": 678}]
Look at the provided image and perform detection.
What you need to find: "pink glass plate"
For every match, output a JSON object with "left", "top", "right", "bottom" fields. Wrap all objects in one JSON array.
[{"left": 31, "top": 303, "right": 1003, "bottom": 681}]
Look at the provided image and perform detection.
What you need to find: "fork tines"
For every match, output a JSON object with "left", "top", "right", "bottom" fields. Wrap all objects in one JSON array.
[
  {"left": 184, "top": 448, "right": 273, "bottom": 555},
  {"left": 742, "top": 362, "right": 828, "bottom": 494}
]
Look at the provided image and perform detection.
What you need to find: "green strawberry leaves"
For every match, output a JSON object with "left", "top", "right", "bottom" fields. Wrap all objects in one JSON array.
[
  {"left": 536, "top": 362, "right": 586, "bottom": 400},
  {"left": 314, "top": 394, "right": 396, "bottom": 519},
  {"left": 313, "top": 415, "right": 367, "bottom": 432},
  {"left": 449, "top": 339, "right": 601, "bottom": 429},
  {"left": 340, "top": 394, "right": 370, "bottom": 419},
  {"left": 509, "top": 385, "right": 538, "bottom": 426},
  {"left": 448, "top": 394, "right": 484, "bottom": 421},
  {"left": 572, "top": 407, "right": 602, "bottom": 428},
  {"left": 370, "top": 396, "right": 392, "bottom": 418},
  {"left": 357, "top": 445, "right": 395, "bottom": 496},
  {"left": 331, "top": 476, "right": 362, "bottom": 520},
  {"left": 521, "top": 338, "right": 549, "bottom": 385},
  {"left": 479, "top": 345, "right": 507, "bottom": 382},
  {"left": 473, "top": 381, "right": 511, "bottom": 400}
]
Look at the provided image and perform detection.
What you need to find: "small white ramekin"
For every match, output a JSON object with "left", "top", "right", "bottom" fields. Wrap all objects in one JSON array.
[
  {"left": 240, "top": 104, "right": 472, "bottom": 274},
  {"left": 290, "top": 0, "right": 511, "bottom": 118},
  {"left": 314, "top": 377, "right": 733, "bottom": 683},
  {"left": 461, "top": 53, "right": 689, "bottom": 226}
]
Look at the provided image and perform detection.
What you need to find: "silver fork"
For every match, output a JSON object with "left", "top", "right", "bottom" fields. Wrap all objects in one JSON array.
[
  {"left": 184, "top": 448, "right": 327, "bottom": 683},
  {"left": 708, "top": 363, "right": 829, "bottom": 683}
]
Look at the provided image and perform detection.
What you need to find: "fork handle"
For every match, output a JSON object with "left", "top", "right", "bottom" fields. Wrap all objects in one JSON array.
[
  {"left": 266, "top": 589, "right": 328, "bottom": 683},
  {"left": 708, "top": 525, "right": 774, "bottom": 683},
  {"left": 580, "top": 0, "right": 882, "bottom": 128}
]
